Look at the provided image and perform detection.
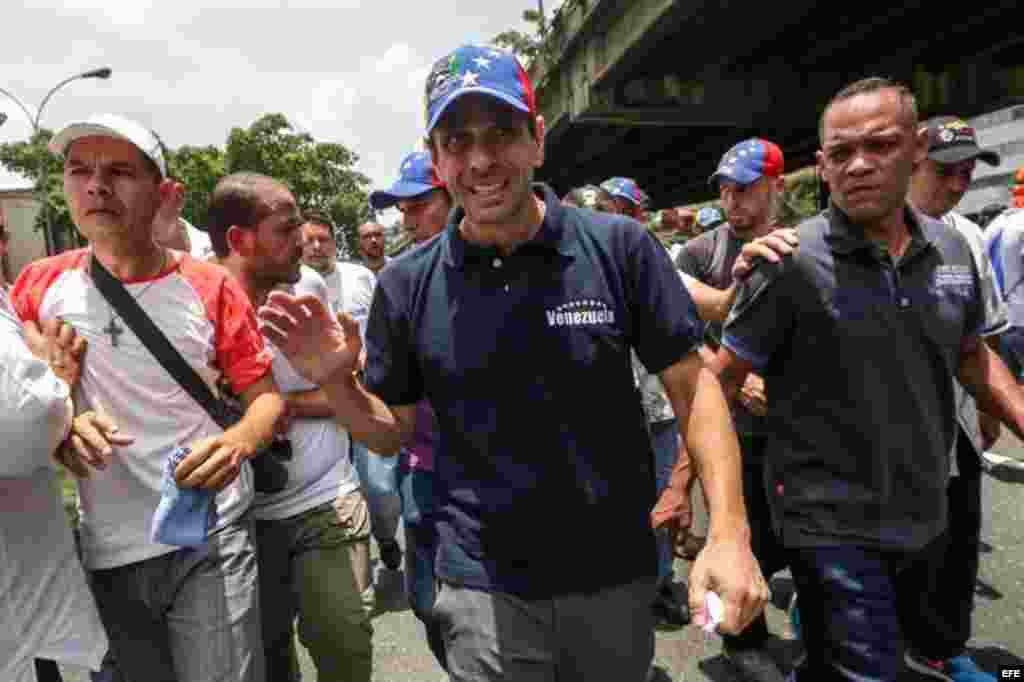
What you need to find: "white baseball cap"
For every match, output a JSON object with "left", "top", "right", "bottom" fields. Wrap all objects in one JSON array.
[{"left": 49, "top": 114, "right": 167, "bottom": 177}]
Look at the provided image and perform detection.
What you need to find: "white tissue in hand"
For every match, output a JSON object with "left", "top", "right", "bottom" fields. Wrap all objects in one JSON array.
[{"left": 703, "top": 592, "right": 723, "bottom": 633}]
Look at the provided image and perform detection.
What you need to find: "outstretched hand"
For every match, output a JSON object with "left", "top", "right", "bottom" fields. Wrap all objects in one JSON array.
[
  {"left": 23, "top": 318, "right": 88, "bottom": 388},
  {"left": 259, "top": 291, "right": 362, "bottom": 385}
]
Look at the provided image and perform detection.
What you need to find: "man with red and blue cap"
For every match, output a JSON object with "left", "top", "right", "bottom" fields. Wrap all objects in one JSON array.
[
  {"left": 677, "top": 136, "right": 790, "bottom": 682},
  {"left": 259, "top": 43, "right": 767, "bottom": 682},
  {"left": 600, "top": 176, "right": 651, "bottom": 221}
]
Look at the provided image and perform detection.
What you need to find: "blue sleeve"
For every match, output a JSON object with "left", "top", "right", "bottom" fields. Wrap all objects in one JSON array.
[
  {"left": 627, "top": 226, "right": 704, "bottom": 374},
  {"left": 722, "top": 259, "right": 795, "bottom": 370},
  {"left": 997, "top": 328, "right": 1024, "bottom": 381},
  {"left": 987, "top": 227, "right": 1008, "bottom": 302},
  {"left": 363, "top": 277, "right": 424, "bottom": 407}
]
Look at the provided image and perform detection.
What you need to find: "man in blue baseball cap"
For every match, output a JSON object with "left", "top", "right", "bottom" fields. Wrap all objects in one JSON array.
[
  {"left": 600, "top": 176, "right": 650, "bottom": 221},
  {"left": 370, "top": 149, "right": 453, "bottom": 669},
  {"left": 260, "top": 43, "right": 767, "bottom": 682},
  {"left": 369, "top": 151, "right": 451, "bottom": 244},
  {"left": 696, "top": 205, "right": 726, "bottom": 232}
]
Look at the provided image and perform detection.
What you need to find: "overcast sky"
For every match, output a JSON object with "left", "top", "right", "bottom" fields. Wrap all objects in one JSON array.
[{"left": 0, "top": 0, "right": 564, "bottom": 214}]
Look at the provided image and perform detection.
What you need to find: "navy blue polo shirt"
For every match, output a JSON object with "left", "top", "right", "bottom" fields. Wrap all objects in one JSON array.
[
  {"left": 723, "top": 203, "right": 985, "bottom": 552},
  {"left": 364, "top": 184, "right": 702, "bottom": 598}
]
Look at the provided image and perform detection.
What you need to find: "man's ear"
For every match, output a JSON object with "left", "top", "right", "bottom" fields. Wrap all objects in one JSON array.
[
  {"left": 155, "top": 178, "right": 178, "bottom": 212},
  {"left": 226, "top": 225, "right": 251, "bottom": 256},
  {"left": 912, "top": 125, "right": 930, "bottom": 166},
  {"left": 533, "top": 114, "right": 546, "bottom": 168}
]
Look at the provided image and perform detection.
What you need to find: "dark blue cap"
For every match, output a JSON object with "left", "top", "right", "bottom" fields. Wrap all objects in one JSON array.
[{"left": 369, "top": 151, "right": 444, "bottom": 210}]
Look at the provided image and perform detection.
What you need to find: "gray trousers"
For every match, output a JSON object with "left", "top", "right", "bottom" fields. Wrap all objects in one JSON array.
[
  {"left": 89, "top": 520, "right": 264, "bottom": 682},
  {"left": 433, "top": 578, "right": 656, "bottom": 682}
]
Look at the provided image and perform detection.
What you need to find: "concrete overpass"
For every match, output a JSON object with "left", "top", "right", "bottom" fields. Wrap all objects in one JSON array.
[{"left": 531, "top": 0, "right": 1024, "bottom": 208}]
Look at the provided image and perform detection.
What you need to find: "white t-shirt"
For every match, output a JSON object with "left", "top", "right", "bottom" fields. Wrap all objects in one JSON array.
[
  {"left": 0, "top": 292, "right": 108, "bottom": 679},
  {"left": 320, "top": 266, "right": 344, "bottom": 317},
  {"left": 986, "top": 207, "right": 1024, "bottom": 328},
  {"left": 184, "top": 219, "right": 214, "bottom": 261},
  {"left": 942, "top": 211, "right": 1010, "bottom": 463},
  {"left": 322, "top": 261, "right": 377, "bottom": 343},
  {"left": 252, "top": 267, "right": 358, "bottom": 521},
  {"left": 12, "top": 249, "right": 273, "bottom": 569}
]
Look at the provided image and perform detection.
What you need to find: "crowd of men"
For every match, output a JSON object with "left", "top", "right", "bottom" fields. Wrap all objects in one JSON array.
[{"left": 4, "top": 40, "right": 1024, "bottom": 682}]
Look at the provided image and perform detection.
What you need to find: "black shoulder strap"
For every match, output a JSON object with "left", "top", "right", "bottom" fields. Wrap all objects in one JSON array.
[
  {"left": 711, "top": 225, "right": 732, "bottom": 281},
  {"left": 89, "top": 253, "right": 234, "bottom": 430}
]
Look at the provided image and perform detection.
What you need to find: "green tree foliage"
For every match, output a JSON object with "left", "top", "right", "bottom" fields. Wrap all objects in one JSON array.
[
  {"left": 0, "top": 114, "right": 373, "bottom": 260},
  {"left": 492, "top": 8, "right": 549, "bottom": 66},
  {"left": 224, "top": 113, "right": 372, "bottom": 258},
  {"left": 780, "top": 168, "right": 821, "bottom": 226},
  {"left": 0, "top": 128, "right": 79, "bottom": 248},
  {"left": 167, "top": 144, "right": 225, "bottom": 229}
]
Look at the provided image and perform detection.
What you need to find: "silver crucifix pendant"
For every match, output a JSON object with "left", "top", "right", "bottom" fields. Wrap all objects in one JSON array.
[{"left": 103, "top": 317, "right": 124, "bottom": 347}]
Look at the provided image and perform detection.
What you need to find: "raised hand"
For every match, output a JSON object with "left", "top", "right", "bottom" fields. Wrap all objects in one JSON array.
[
  {"left": 23, "top": 318, "right": 88, "bottom": 388},
  {"left": 259, "top": 291, "right": 362, "bottom": 385}
]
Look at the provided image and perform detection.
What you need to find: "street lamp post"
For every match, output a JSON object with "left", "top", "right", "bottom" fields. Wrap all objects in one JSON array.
[{"left": 0, "top": 67, "right": 112, "bottom": 256}]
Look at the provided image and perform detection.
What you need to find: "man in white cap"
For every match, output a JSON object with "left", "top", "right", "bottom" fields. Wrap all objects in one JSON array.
[{"left": 11, "top": 114, "right": 284, "bottom": 682}]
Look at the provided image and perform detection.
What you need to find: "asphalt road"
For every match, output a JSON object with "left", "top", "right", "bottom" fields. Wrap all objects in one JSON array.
[
  {"left": 347, "top": 434, "right": 1024, "bottom": 682},
  {"left": 62, "top": 434, "right": 1024, "bottom": 681}
]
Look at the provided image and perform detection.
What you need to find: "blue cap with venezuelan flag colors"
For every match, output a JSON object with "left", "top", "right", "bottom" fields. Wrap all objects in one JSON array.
[
  {"left": 600, "top": 177, "right": 650, "bottom": 207},
  {"left": 709, "top": 138, "right": 784, "bottom": 186},
  {"left": 424, "top": 45, "right": 536, "bottom": 135}
]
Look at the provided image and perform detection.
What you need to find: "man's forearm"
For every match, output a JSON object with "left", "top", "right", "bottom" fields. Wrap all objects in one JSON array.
[
  {"left": 959, "top": 339, "right": 1024, "bottom": 441},
  {"left": 321, "top": 371, "right": 408, "bottom": 455},
  {"left": 225, "top": 392, "right": 285, "bottom": 455},
  {"left": 663, "top": 356, "right": 750, "bottom": 541},
  {"left": 683, "top": 367, "right": 750, "bottom": 540},
  {"left": 286, "top": 389, "right": 334, "bottom": 419},
  {"left": 684, "top": 278, "right": 736, "bottom": 323}
]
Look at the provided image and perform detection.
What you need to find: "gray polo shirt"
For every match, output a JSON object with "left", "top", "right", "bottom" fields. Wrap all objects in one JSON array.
[
  {"left": 941, "top": 212, "right": 1008, "bottom": 467},
  {"left": 723, "top": 204, "right": 986, "bottom": 551}
]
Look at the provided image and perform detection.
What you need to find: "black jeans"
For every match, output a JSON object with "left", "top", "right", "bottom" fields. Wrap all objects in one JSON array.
[
  {"left": 789, "top": 542, "right": 931, "bottom": 681},
  {"left": 901, "top": 429, "right": 983, "bottom": 660},
  {"left": 721, "top": 434, "right": 789, "bottom": 650}
]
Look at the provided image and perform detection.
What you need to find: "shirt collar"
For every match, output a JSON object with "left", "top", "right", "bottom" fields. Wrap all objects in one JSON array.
[
  {"left": 823, "top": 200, "right": 933, "bottom": 260},
  {"left": 442, "top": 183, "right": 576, "bottom": 269}
]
